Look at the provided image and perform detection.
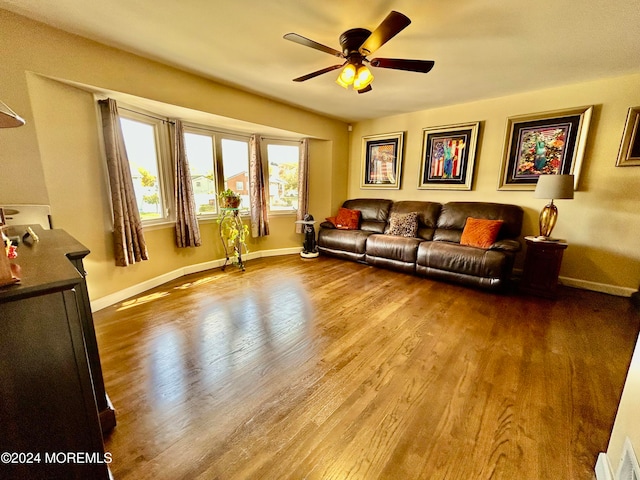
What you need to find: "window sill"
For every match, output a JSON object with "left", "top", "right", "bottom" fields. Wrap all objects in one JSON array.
[
  {"left": 269, "top": 211, "right": 298, "bottom": 217},
  {"left": 141, "top": 220, "right": 175, "bottom": 232},
  {"left": 141, "top": 211, "right": 297, "bottom": 231}
]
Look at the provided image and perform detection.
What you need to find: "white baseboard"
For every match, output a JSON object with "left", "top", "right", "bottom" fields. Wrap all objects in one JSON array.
[
  {"left": 255, "top": 246, "right": 302, "bottom": 258},
  {"left": 90, "top": 248, "right": 301, "bottom": 312},
  {"left": 596, "top": 452, "right": 614, "bottom": 480},
  {"left": 513, "top": 268, "right": 635, "bottom": 298},
  {"left": 559, "top": 276, "right": 636, "bottom": 298}
]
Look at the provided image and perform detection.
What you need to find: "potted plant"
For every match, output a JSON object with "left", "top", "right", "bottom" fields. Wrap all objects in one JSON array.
[
  {"left": 216, "top": 190, "right": 249, "bottom": 269},
  {"left": 217, "top": 214, "right": 249, "bottom": 268},
  {"left": 218, "top": 188, "right": 241, "bottom": 209}
]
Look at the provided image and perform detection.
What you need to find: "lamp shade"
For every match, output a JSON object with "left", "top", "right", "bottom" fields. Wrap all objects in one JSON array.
[
  {"left": 0, "top": 100, "right": 25, "bottom": 128},
  {"left": 336, "top": 64, "right": 357, "bottom": 88},
  {"left": 353, "top": 66, "right": 374, "bottom": 90},
  {"left": 533, "top": 174, "right": 574, "bottom": 200}
]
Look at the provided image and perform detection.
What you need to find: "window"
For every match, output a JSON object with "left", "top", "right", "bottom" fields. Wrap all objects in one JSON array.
[
  {"left": 119, "top": 115, "right": 170, "bottom": 222},
  {"left": 183, "top": 130, "right": 251, "bottom": 215},
  {"left": 115, "top": 103, "right": 299, "bottom": 225},
  {"left": 221, "top": 138, "right": 250, "bottom": 213},
  {"left": 184, "top": 131, "right": 217, "bottom": 215},
  {"left": 265, "top": 141, "right": 300, "bottom": 212}
]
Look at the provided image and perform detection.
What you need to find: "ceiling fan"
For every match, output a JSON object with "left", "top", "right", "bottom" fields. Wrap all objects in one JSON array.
[{"left": 284, "top": 11, "right": 435, "bottom": 94}]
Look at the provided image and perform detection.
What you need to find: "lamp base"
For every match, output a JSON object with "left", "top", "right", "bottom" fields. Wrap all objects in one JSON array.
[{"left": 539, "top": 201, "right": 558, "bottom": 238}]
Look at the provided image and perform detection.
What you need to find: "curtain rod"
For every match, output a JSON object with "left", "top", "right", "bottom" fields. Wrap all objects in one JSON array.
[
  {"left": 187, "top": 125, "right": 303, "bottom": 143},
  {"left": 184, "top": 122, "right": 252, "bottom": 139},
  {"left": 260, "top": 135, "right": 305, "bottom": 144},
  {"left": 116, "top": 104, "right": 304, "bottom": 142},
  {"left": 117, "top": 106, "right": 175, "bottom": 125}
]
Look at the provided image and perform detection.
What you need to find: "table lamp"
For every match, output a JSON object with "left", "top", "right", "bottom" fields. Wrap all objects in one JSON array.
[{"left": 533, "top": 174, "right": 574, "bottom": 239}]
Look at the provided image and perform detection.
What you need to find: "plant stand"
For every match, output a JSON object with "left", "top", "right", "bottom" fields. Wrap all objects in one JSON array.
[{"left": 218, "top": 208, "right": 246, "bottom": 271}]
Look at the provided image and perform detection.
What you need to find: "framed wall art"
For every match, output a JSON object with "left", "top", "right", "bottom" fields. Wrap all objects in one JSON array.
[
  {"left": 418, "top": 121, "right": 480, "bottom": 190},
  {"left": 361, "top": 132, "right": 404, "bottom": 189},
  {"left": 616, "top": 106, "right": 640, "bottom": 167},
  {"left": 498, "top": 105, "right": 592, "bottom": 190}
]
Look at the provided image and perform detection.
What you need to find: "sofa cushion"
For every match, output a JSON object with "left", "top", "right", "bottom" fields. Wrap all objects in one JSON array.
[
  {"left": 318, "top": 228, "right": 373, "bottom": 255},
  {"left": 460, "top": 218, "right": 504, "bottom": 249},
  {"left": 342, "top": 198, "right": 393, "bottom": 233},
  {"left": 387, "top": 212, "right": 419, "bottom": 237},
  {"left": 388, "top": 201, "right": 441, "bottom": 240},
  {"left": 366, "top": 234, "right": 423, "bottom": 264},
  {"left": 416, "top": 241, "right": 514, "bottom": 279},
  {"left": 434, "top": 202, "right": 523, "bottom": 243}
]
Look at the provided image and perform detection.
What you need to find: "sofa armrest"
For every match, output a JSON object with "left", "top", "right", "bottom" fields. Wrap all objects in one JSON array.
[
  {"left": 490, "top": 239, "right": 521, "bottom": 252},
  {"left": 319, "top": 221, "right": 336, "bottom": 229}
]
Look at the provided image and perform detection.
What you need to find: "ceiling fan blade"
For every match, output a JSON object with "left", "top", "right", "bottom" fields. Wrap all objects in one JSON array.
[
  {"left": 284, "top": 33, "right": 343, "bottom": 57},
  {"left": 293, "top": 64, "right": 344, "bottom": 82},
  {"left": 370, "top": 58, "right": 435, "bottom": 73},
  {"left": 358, "top": 11, "right": 411, "bottom": 56},
  {"left": 357, "top": 85, "right": 373, "bottom": 94}
]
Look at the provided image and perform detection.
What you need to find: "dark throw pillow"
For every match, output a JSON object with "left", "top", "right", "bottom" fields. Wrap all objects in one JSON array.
[
  {"left": 387, "top": 211, "right": 419, "bottom": 237},
  {"left": 460, "top": 217, "right": 504, "bottom": 249}
]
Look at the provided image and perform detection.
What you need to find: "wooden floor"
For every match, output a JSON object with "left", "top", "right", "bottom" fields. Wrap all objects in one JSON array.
[{"left": 94, "top": 255, "right": 640, "bottom": 480}]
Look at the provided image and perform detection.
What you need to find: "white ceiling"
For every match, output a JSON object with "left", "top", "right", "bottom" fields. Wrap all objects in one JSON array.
[{"left": 2, "top": 0, "right": 640, "bottom": 122}]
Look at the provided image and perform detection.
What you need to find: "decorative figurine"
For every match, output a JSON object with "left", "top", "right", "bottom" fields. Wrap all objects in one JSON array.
[{"left": 296, "top": 213, "right": 319, "bottom": 258}]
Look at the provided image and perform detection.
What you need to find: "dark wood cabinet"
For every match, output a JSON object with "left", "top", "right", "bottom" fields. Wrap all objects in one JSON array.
[
  {"left": 0, "top": 226, "right": 112, "bottom": 479},
  {"left": 520, "top": 236, "right": 568, "bottom": 299},
  {"left": 66, "top": 249, "right": 116, "bottom": 433}
]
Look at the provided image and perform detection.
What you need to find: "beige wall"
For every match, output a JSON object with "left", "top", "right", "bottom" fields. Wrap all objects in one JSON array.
[
  {"left": 606, "top": 332, "right": 640, "bottom": 475},
  {"left": 0, "top": 9, "right": 348, "bottom": 302},
  {"left": 350, "top": 74, "right": 640, "bottom": 293}
]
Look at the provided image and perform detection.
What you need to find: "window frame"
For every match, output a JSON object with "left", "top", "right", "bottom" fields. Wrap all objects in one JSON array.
[
  {"left": 262, "top": 138, "right": 301, "bottom": 216},
  {"left": 183, "top": 124, "right": 252, "bottom": 218},
  {"left": 118, "top": 107, "right": 174, "bottom": 226},
  {"left": 219, "top": 135, "right": 252, "bottom": 216},
  {"left": 182, "top": 125, "right": 220, "bottom": 219}
]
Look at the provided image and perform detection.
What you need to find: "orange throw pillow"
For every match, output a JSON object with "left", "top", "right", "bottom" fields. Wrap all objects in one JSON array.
[
  {"left": 332, "top": 208, "right": 361, "bottom": 230},
  {"left": 325, "top": 216, "right": 337, "bottom": 227},
  {"left": 460, "top": 217, "right": 503, "bottom": 249}
]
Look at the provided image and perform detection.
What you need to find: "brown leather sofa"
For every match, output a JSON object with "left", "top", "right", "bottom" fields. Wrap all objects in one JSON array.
[{"left": 318, "top": 198, "right": 524, "bottom": 291}]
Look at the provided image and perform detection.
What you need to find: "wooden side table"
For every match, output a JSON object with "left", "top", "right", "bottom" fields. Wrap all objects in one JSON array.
[{"left": 520, "top": 236, "right": 568, "bottom": 299}]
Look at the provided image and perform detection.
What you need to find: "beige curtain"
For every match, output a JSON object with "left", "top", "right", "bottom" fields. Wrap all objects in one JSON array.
[
  {"left": 173, "top": 119, "right": 201, "bottom": 247},
  {"left": 295, "top": 138, "right": 310, "bottom": 233},
  {"left": 98, "top": 98, "right": 149, "bottom": 266},
  {"left": 249, "top": 134, "right": 270, "bottom": 237}
]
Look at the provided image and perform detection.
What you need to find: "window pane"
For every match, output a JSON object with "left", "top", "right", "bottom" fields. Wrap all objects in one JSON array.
[
  {"left": 221, "top": 139, "right": 250, "bottom": 213},
  {"left": 120, "top": 117, "right": 163, "bottom": 220},
  {"left": 267, "top": 144, "right": 299, "bottom": 212},
  {"left": 184, "top": 132, "right": 217, "bottom": 215}
]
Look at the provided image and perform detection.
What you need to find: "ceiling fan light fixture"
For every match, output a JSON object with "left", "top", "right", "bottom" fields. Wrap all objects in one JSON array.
[
  {"left": 336, "top": 64, "right": 356, "bottom": 88},
  {"left": 353, "top": 65, "right": 374, "bottom": 90},
  {"left": 286, "top": 11, "right": 434, "bottom": 92}
]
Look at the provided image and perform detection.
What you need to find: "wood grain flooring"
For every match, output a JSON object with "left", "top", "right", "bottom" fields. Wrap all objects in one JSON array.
[{"left": 93, "top": 255, "right": 640, "bottom": 480}]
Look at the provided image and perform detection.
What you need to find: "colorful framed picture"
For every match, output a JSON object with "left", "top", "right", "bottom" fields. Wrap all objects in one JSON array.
[
  {"left": 616, "top": 106, "right": 640, "bottom": 167},
  {"left": 418, "top": 122, "right": 480, "bottom": 190},
  {"left": 498, "top": 106, "right": 592, "bottom": 190},
  {"left": 361, "top": 132, "right": 404, "bottom": 189}
]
